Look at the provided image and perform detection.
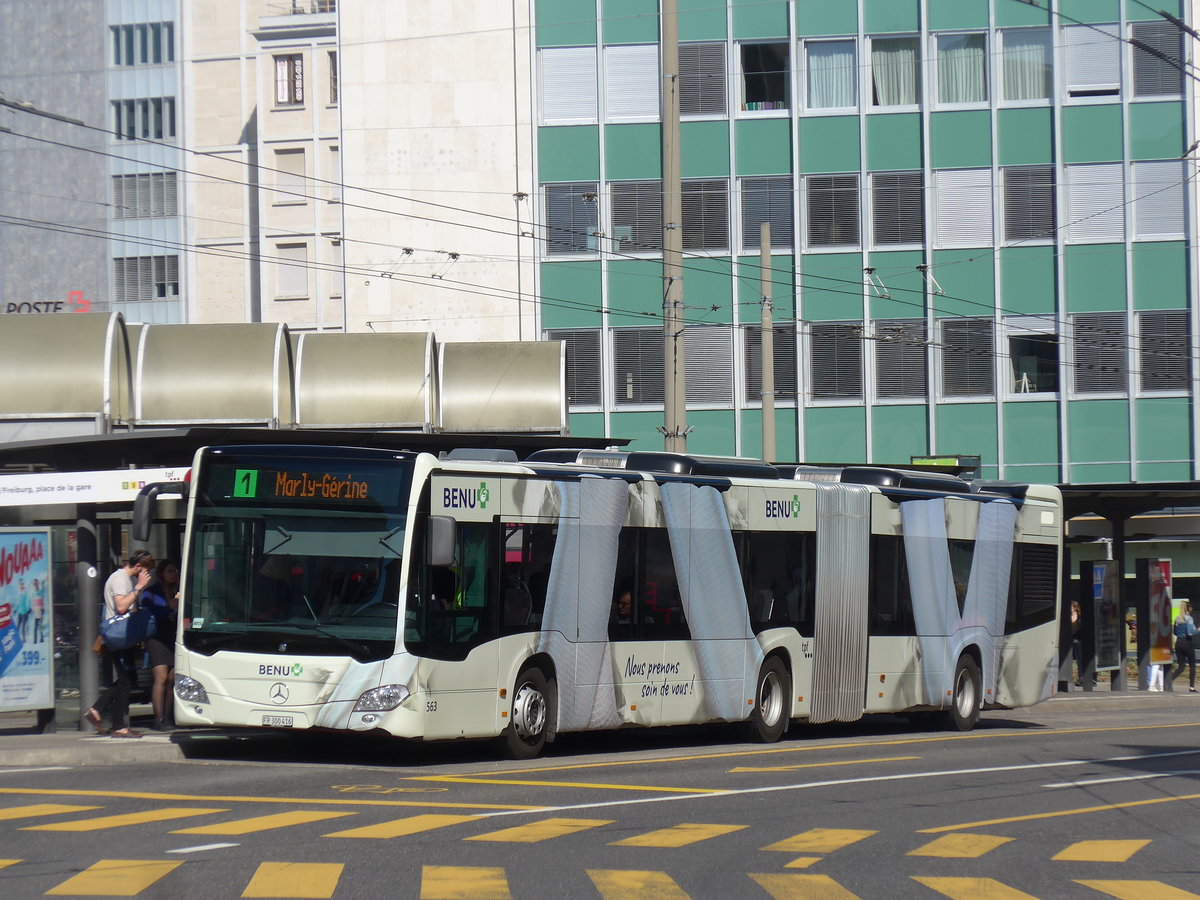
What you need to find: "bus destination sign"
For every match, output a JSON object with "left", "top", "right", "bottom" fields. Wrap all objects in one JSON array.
[{"left": 234, "top": 468, "right": 370, "bottom": 502}]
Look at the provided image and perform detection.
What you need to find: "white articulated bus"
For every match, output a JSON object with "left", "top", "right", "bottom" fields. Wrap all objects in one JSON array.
[{"left": 139, "top": 444, "right": 1062, "bottom": 758}]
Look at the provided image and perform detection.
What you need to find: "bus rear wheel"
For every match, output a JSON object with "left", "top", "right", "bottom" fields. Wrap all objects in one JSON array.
[
  {"left": 741, "top": 657, "right": 790, "bottom": 743},
  {"left": 945, "top": 655, "right": 981, "bottom": 732},
  {"left": 503, "top": 667, "right": 552, "bottom": 759}
]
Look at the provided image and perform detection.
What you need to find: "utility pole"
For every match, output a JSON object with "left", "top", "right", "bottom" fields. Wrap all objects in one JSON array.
[
  {"left": 760, "top": 222, "right": 775, "bottom": 462},
  {"left": 660, "top": 0, "right": 687, "bottom": 453}
]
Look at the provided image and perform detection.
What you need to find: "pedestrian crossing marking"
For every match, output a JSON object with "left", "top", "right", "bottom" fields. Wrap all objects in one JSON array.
[
  {"left": 324, "top": 813, "right": 479, "bottom": 839},
  {"left": 909, "top": 833, "right": 1014, "bottom": 858},
  {"left": 0, "top": 803, "right": 101, "bottom": 821},
  {"left": 610, "top": 823, "right": 747, "bottom": 848},
  {"left": 172, "top": 810, "right": 355, "bottom": 836},
  {"left": 25, "top": 808, "right": 228, "bottom": 832},
  {"left": 465, "top": 817, "right": 614, "bottom": 843},
  {"left": 1075, "top": 880, "right": 1200, "bottom": 899},
  {"left": 420, "top": 865, "right": 512, "bottom": 899},
  {"left": 912, "top": 876, "right": 1041, "bottom": 899},
  {"left": 761, "top": 828, "right": 877, "bottom": 854},
  {"left": 750, "top": 872, "right": 862, "bottom": 899},
  {"left": 44, "top": 859, "right": 182, "bottom": 896},
  {"left": 241, "top": 862, "right": 344, "bottom": 899},
  {"left": 588, "top": 869, "right": 691, "bottom": 899},
  {"left": 1054, "top": 840, "right": 1150, "bottom": 863}
]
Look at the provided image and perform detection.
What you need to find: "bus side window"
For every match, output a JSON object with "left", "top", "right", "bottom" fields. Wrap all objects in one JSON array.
[
  {"left": 643, "top": 529, "right": 690, "bottom": 640},
  {"left": 869, "top": 535, "right": 913, "bottom": 635}
]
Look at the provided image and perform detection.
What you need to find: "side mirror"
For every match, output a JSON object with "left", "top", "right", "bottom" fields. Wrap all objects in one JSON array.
[
  {"left": 426, "top": 515, "right": 456, "bottom": 568},
  {"left": 132, "top": 481, "right": 189, "bottom": 543}
]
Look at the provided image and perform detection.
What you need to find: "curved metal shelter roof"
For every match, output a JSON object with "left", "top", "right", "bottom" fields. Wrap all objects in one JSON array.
[{"left": 439, "top": 341, "right": 566, "bottom": 433}]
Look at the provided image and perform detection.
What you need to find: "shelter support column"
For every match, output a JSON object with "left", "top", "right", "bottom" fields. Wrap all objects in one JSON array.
[
  {"left": 1110, "top": 518, "right": 1127, "bottom": 691},
  {"left": 75, "top": 506, "right": 101, "bottom": 731}
]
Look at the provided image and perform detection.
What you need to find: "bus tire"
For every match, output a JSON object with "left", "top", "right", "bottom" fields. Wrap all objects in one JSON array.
[
  {"left": 945, "top": 654, "right": 981, "bottom": 732},
  {"left": 741, "top": 657, "right": 790, "bottom": 743},
  {"left": 503, "top": 667, "right": 552, "bottom": 759}
]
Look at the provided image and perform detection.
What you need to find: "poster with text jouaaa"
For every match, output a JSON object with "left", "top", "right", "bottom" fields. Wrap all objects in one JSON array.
[{"left": 0, "top": 529, "right": 54, "bottom": 712}]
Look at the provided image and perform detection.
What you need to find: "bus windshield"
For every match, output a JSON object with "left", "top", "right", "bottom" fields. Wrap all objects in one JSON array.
[{"left": 182, "top": 450, "right": 413, "bottom": 661}]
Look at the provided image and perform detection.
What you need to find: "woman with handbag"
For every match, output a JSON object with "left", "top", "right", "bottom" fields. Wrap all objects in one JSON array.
[
  {"left": 141, "top": 560, "right": 180, "bottom": 731},
  {"left": 84, "top": 550, "right": 154, "bottom": 738}
]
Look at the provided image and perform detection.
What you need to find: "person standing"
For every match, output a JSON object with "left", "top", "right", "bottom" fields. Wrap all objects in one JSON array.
[
  {"left": 1171, "top": 601, "right": 1197, "bottom": 693},
  {"left": 141, "top": 560, "right": 180, "bottom": 730},
  {"left": 84, "top": 550, "right": 154, "bottom": 738}
]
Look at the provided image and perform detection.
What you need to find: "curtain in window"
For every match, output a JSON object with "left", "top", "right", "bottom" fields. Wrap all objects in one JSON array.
[
  {"left": 807, "top": 41, "right": 855, "bottom": 108},
  {"left": 1002, "top": 30, "right": 1051, "bottom": 101},
  {"left": 871, "top": 38, "right": 918, "bottom": 106},
  {"left": 937, "top": 34, "right": 986, "bottom": 103}
]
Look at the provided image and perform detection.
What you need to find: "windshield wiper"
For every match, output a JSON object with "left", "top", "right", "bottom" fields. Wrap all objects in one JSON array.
[{"left": 292, "top": 621, "right": 371, "bottom": 658}]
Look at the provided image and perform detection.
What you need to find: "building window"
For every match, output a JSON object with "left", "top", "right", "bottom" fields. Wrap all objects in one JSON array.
[
  {"left": 1006, "top": 318, "right": 1058, "bottom": 394},
  {"left": 682, "top": 178, "right": 729, "bottom": 251},
  {"left": 111, "top": 98, "right": 176, "bottom": 141},
  {"left": 805, "top": 39, "right": 856, "bottom": 110},
  {"left": 941, "top": 318, "right": 994, "bottom": 398},
  {"left": 739, "top": 42, "right": 789, "bottom": 111},
  {"left": 540, "top": 46, "right": 598, "bottom": 123},
  {"left": 275, "top": 54, "right": 304, "bottom": 106},
  {"left": 870, "top": 36, "right": 919, "bottom": 107},
  {"left": 611, "top": 181, "right": 662, "bottom": 253},
  {"left": 933, "top": 168, "right": 992, "bottom": 247},
  {"left": 1065, "top": 163, "right": 1124, "bottom": 243},
  {"left": 111, "top": 22, "right": 174, "bottom": 66},
  {"left": 1138, "top": 311, "right": 1189, "bottom": 392},
  {"left": 328, "top": 51, "right": 338, "bottom": 105},
  {"left": 744, "top": 324, "right": 798, "bottom": 404},
  {"left": 1132, "top": 160, "right": 1186, "bottom": 239},
  {"left": 328, "top": 238, "right": 343, "bottom": 298},
  {"left": 874, "top": 320, "right": 927, "bottom": 400},
  {"left": 809, "top": 322, "right": 863, "bottom": 400},
  {"left": 872, "top": 171, "right": 924, "bottom": 246},
  {"left": 806, "top": 174, "right": 859, "bottom": 248},
  {"left": 275, "top": 243, "right": 308, "bottom": 299},
  {"left": 545, "top": 329, "right": 602, "bottom": 407},
  {"left": 328, "top": 145, "right": 341, "bottom": 203},
  {"left": 113, "top": 255, "right": 178, "bottom": 302},
  {"left": 1001, "top": 28, "right": 1052, "bottom": 101},
  {"left": 1072, "top": 312, "right": 1126, "bottom": 395},
  {"left": 112, "top": 172, "right": 177, "bottom": 219},
  {"left": 740, "top": 176, "right": 794, "bottom": 251},
  {"left": 605, "top": 44, "right": 659, "bottom": 119},
  {"left": 273, "top": 148, "right": 307, "bottom": 205},
  {"left": 685, "top": 326, "right": 734, "bottom": 405},
  {"left": 544, "top": 182, "right": 598, "bottom": 255},
  {"left": 1003, "top": 166, "right": 1055, "bottom": 242},
  {"left": 679, "top": 42, "right": 727, "bottom": 116},
  {"left": 1063, "top": 24, "right": 1120, "bottom": 98},
  {"left": 613, "top": 328, "right": 664, "bottom": 405},
  {"left": 1132, "top": 20, "right": 1183, "bottom": 97},
  {"left": 935, "top": 33, "right": 987, "bottom": 104}
]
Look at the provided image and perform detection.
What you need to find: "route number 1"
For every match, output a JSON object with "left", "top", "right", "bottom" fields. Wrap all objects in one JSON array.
[{"left": 233, "top": 468, "right": 258, "bottom": 498}]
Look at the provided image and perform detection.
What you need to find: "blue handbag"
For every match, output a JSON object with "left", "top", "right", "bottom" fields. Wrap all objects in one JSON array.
[{"left": 100, "top": 606, "right": 157, "bottom": 651}]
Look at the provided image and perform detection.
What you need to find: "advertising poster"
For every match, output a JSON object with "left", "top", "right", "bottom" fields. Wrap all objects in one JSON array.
[
  {"left": 1092, "top": 560, "right": 1122, "bottom": 671},
  {"left": 1148, "top": 559, "right": 1174, "bottom": 667},
  {"left": 0, "top": 529, "right": 54, "bottom": 712}
]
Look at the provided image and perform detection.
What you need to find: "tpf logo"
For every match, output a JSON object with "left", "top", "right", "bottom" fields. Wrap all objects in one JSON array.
[
  {"left": 444, "top": 481, "right": 491, "bottom": 511},
  {"left": 765, "top": 495, "right": 801, "bottom": 519}
]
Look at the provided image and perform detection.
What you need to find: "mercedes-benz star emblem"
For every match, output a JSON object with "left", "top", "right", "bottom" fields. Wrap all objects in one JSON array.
[{"left": 270, "top": 682, "right": 289, "bottom": 704}]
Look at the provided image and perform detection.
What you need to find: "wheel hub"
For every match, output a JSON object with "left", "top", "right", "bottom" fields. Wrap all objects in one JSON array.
[{"left": 512, "top": 683, "right": 546, "bottom": 740}]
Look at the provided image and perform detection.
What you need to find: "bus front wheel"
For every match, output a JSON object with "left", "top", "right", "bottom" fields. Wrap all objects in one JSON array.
[
  {"left": 945, "top": 655, "right": 981, "bottom": 732},
  {"left": 741, "top": 657, "right": 791, "bottom": 743},
  {"left": 503, "top": 667, "right": 552, "bottom": 759}
]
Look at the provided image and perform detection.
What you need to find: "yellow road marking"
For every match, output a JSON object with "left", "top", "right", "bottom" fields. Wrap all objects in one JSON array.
[
  {"left": 466, "top": 817, "right": 613, "bottom": 843},
  {"left": 420, "top": 865, "right": 512, "bottom": 900},
  {"left": 912, "top": 876, "right": 1041, "bottom": 899},
  {"left": 45, "top": 859, "right": 182, "bottom": 896},
  {"left": 25, "top": 807, "right": 227, "bottom": 832},
  {"left": 909, "top": 833, "right": 1014, "bottom": 858},
  {"left": 610, "top": 823, "right": 746, "bottom": 847},
  {"left": 784, "top": 858, "right": 822, "bottom": 869},
  {"left": 588, "top": 869, "right": 691, "bottom": 899},
  {"left": 0, "top": 859, "right": 21, "bottom": 869},
  {"left": 324, "top": 813, "right": 479, "bottom": 839},
  {"left": 751, "top": 872, "right": 862, "bottom": 899},
  {"left": 414, "top": 774, "right": 722, "bottom": 794},
  {"left": 731, "top": 755, "right": 919, "bottom": 773},
  {"left": 241, "top": 862, "right": 344, "bottom": 899},
  {"left": 762, "top": 828, "right": 876, "bottom": 854},
  {"left": 0, "top": 803, "right": 101, "bottom": 821},
  {"left": 1076, "top": 880, "right": 1200, "bottom": 899},
  {"left": 1053, "top": 840, "right": 1150, "bottom": 862},
  {"left": 919, "top": 792, "right": 1200, "bottom": 833},
  {"left": 173, "top": 810, "right": 355, "bottom": 835},
  {"left": 0, "top": 786, "right": 536, "bottom": 811}
]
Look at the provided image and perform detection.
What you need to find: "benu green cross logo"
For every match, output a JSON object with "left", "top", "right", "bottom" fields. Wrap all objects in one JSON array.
[
  {"left": 791, "top": 495, "right": 801, "bottom": 517},
  {"left": 291, "top": 663, "right": 304, "bottom": 677},
  {"left": 478, "top": 482, "right": 490, "bottom": 509}
]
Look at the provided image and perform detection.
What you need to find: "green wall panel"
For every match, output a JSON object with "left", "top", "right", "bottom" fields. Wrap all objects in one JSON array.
[
  {"left": 535, "top": 0, "right": 597, "bottom": 47},
  {"left": 1059, "top": 0, "right": 1119, "bottom": 23},
  {"left": 681, "top": 121, "right": 731, "bottom": 176},
  {"left": 738, "top": 254, "right": 796, "bottom": 318},
  {"left": 1064, "top": 245, "right": 1126, "bottom": 313},
  {"left": 1070, "top": 462, "right": 1130, "bottom": 483},
  {"left": 935, "top": 403, "right": 998, "bottom": 471},
  {"left": 1068, "top": 399, "right": 1129, "bottom": 464},
  {"left": 1003, "top": 401, "right": 1060, "bottom": 466},
  {"left": 684, "top": 257, "right": 735, "bottom": 323},
  {"left": 604, "top": 124, "right": 663, "bottom": 179},
  {"left": 927, "top": 0, "right": 989, "bottom": 30},
  {"left": 732, "top": 0, "right": 789, "bottom": 39},
  {"left": 872, "top": 405, "right": 929, "bottom": 464},
  {"left": 933, "top": 250, "right": 996, "bottom": 317},
  {"left": 1008, "top": 464, "right": 1060, "bottom": 483},
  {"left": 1138, "top": 462, "right": 1191, "bottom": 482},
  {"left": 805, "top": 406, "right": 867, "bottom": 463},
  {"left": 741, "top": 408, "right": 800, "bottom": 462},
  {"left": 685, "top": 410, "right": 738, "bottom": 456},
  {"left": 795, "top": 0, "right": 857, "bottom": 36},
  {"left": 609, "top": 411, "right": 667, "bottom": 450},
  {"left": 1129, "top": 102, "right": 1185, "bottom": 160},
  {"left": 800, "top": 252, "right": 863, "bottom": 320},
  {"left": 994, "top": 2, "right": 1050, "bottom": 26},
  {"left": 998, "top": 246, "right": 1055, "bottom": 316},
  {"left": 930, "top": 111, "right": 992, "bottom": 168},
  {"left": 538, "top": 126, "right": 600, "bottom": 182},
  {"left": 1128, "top": 0, "right": 1183, "bottom": 19},
  {"left": 866, "top": 114, "right": 922, "bottom": 171},
  {"left": 567, "top": 412, "right": 606, "bottom": 439},
  {"left": 602, "top": 0, "right": 659, "bottom": 44},
  {"left": 680, "top": 0, "right": 727, "bottom": 40},
  {"left": 735, "top": 118, "right": 794, "bottom": 175},
  {"left": 997, "top": 108, "right": 1053, "bottom": 166},
  {"left": 607, "top": 259, "right": 665, "bottom": 322},
  {"left": 540, "top": 261, "right": 603, "bottom": 329},
  {"left": 867, "top": 250, "right": 925, "bottom": 319},
  {"left": 798, "top": 117, "right": 861, "bottom": 174},
  {"left": 1135, "top": 397, "right": 1191, "bottom": 463},
  {"left": 1062, "top": 105, "right": 1123, "bottom": 163},
  {"left": 863, "top": 0, "right": 918, "bottom": 33},
  {"left": 1132, "top": 242, "right": 1188, "bottom": 310}
]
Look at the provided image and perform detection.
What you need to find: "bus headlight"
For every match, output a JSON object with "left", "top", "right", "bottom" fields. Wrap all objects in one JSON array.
[
  {"left": 175, "top": 675, "right": 209, "bottom": 704},
  {"left": 353, "top": 684, "right": 410, "bottom": 711}
]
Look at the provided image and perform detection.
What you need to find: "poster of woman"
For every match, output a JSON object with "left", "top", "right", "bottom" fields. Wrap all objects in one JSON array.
[{"left": 0, "top": 529, "right": 54, "bottom": 712}]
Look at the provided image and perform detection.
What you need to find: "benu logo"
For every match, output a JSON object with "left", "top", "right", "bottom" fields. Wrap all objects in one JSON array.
[
  {"left": 292, "top": 663, "right": 304, "bottom": 677},
  {"left": 765, "top": 495, "right": 802, "bottom": 519},
  {"left": 258, "top": 663, "right": 304, "bottom": 677},
  {"left": 444, "top": 482, "right": 491, "bottom": 510}
]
